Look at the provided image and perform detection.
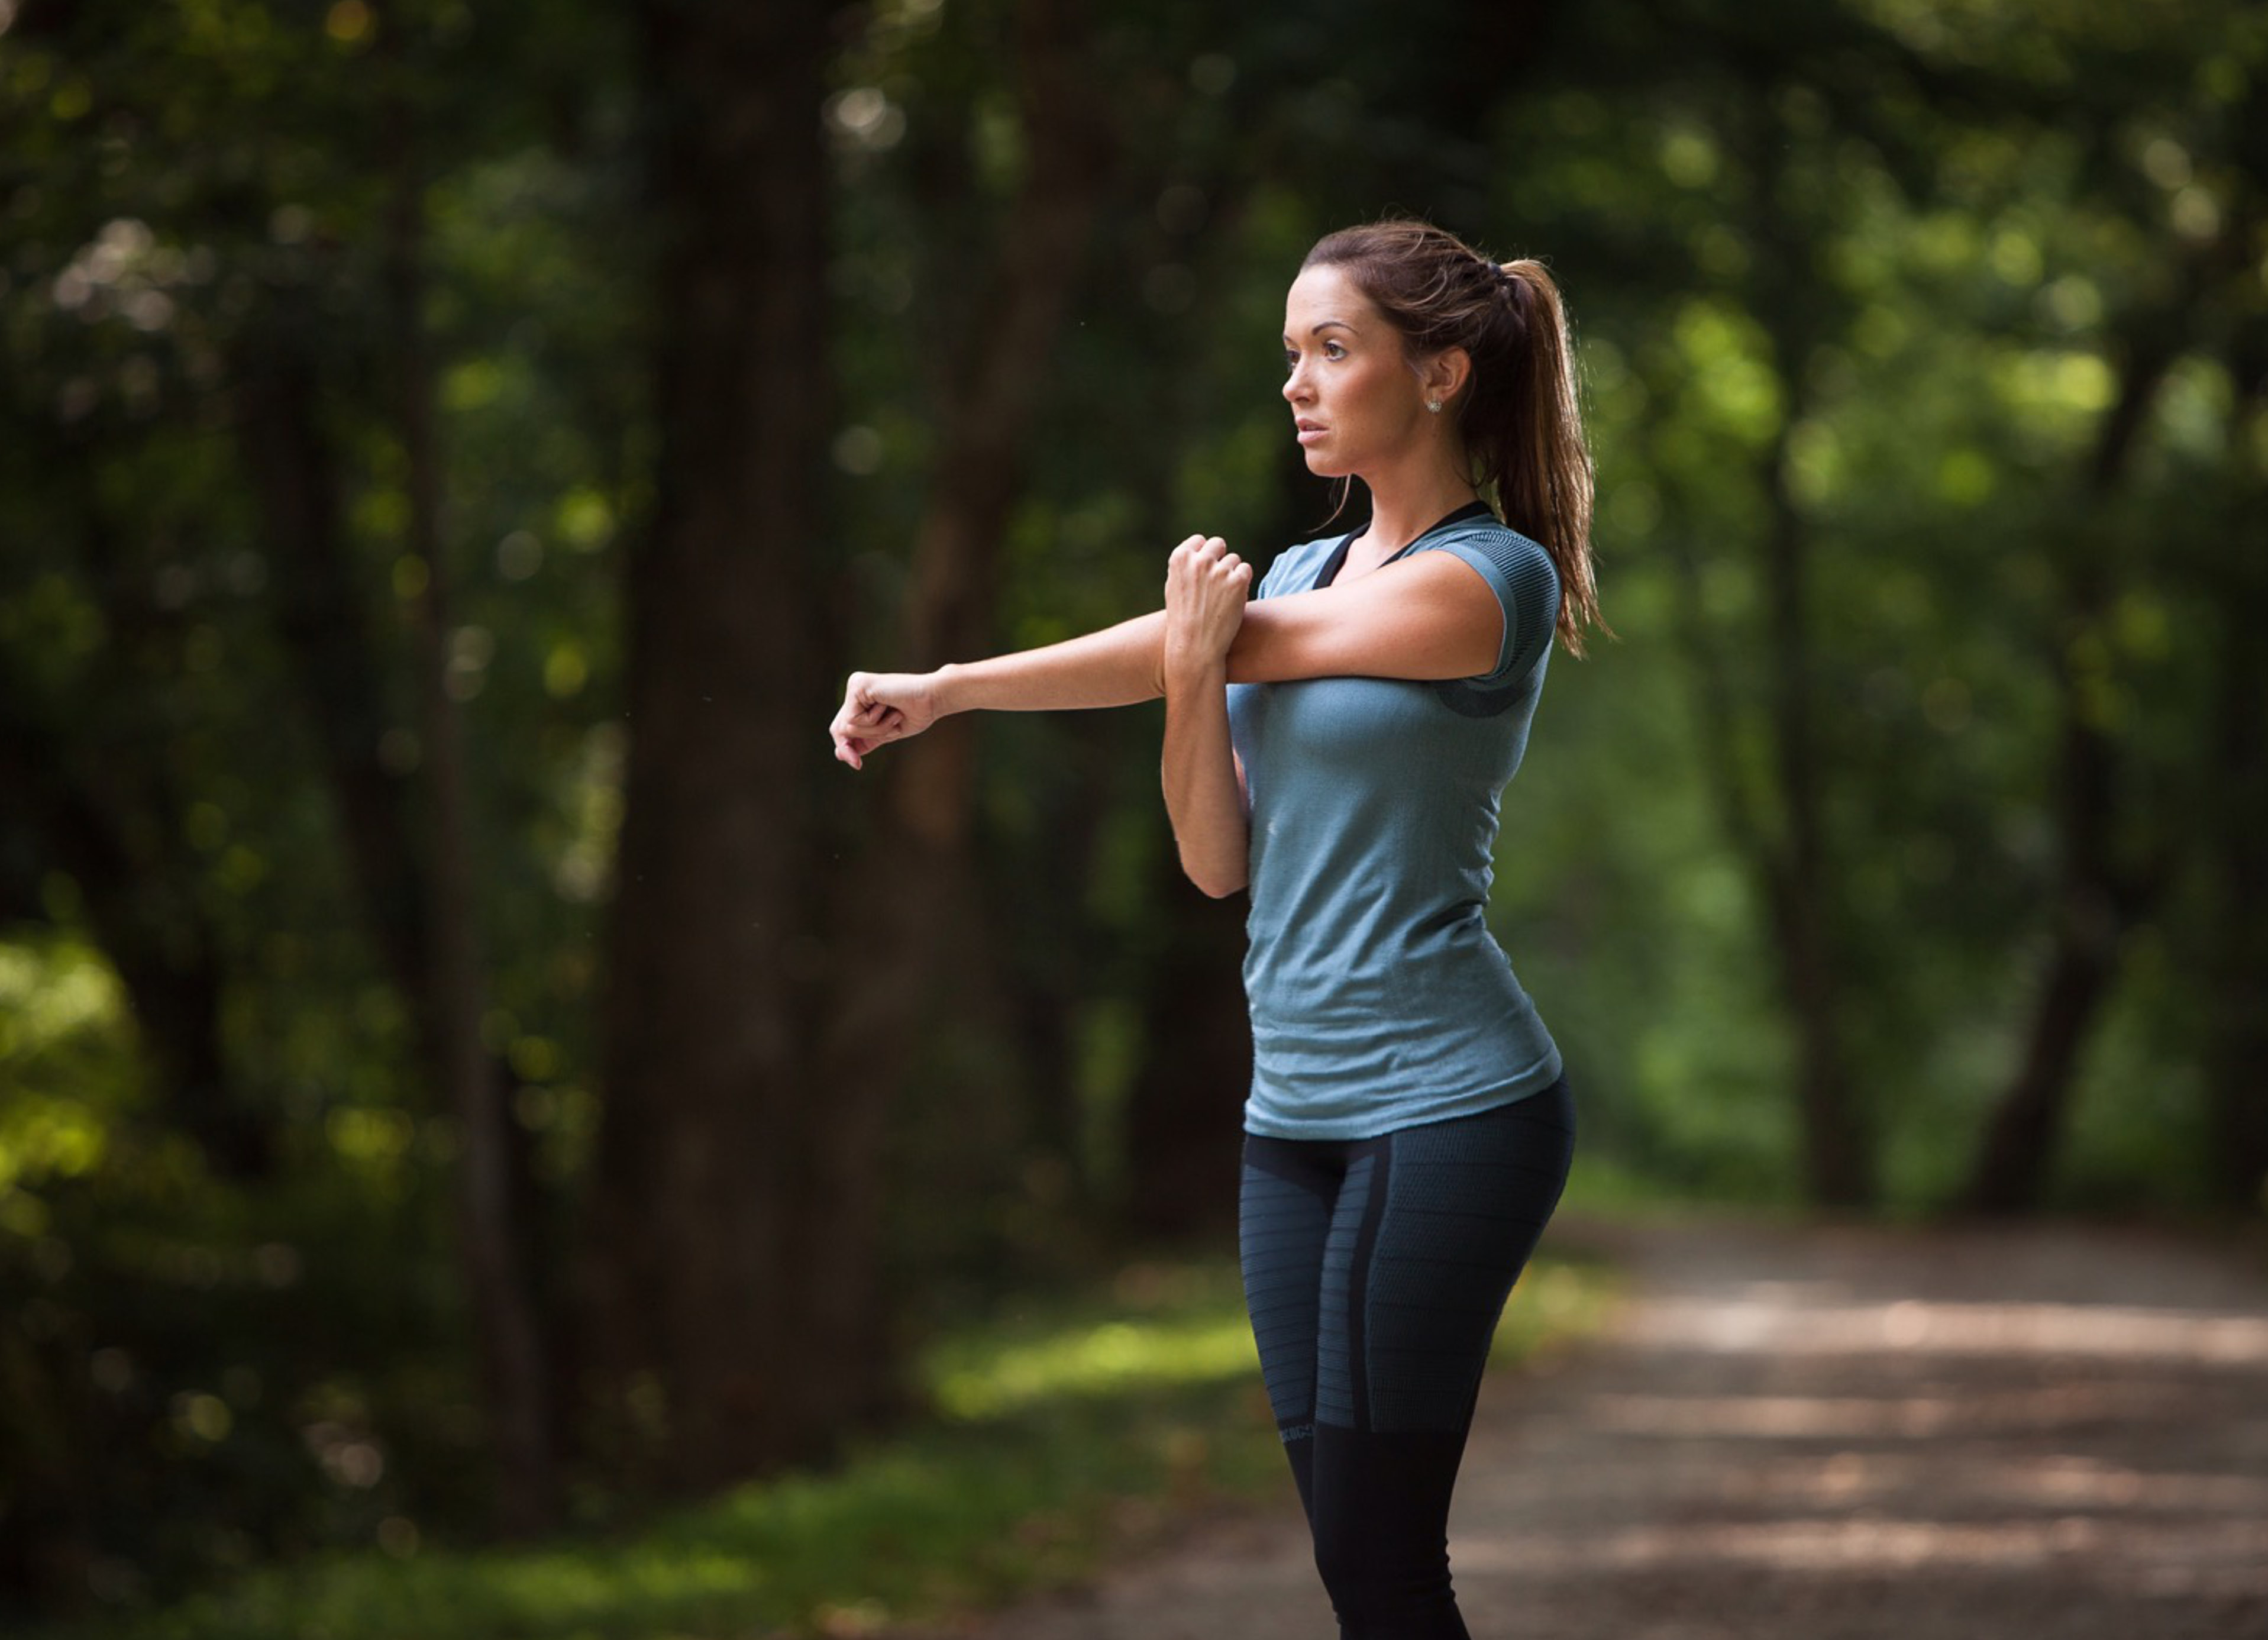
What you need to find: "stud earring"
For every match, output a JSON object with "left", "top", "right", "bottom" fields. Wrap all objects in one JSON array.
[{"left": 1427, "top": 399, "right": 1442, "bottom": 413}]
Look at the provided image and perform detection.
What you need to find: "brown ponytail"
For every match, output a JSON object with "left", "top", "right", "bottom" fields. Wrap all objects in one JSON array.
[{"left": 1301, "top": 222, "right": 1608, "bottom": 657}]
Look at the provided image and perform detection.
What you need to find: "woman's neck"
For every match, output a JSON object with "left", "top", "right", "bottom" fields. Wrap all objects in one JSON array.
[{"left": 1355, "top": 469, "right": 1482, "bottom": 557}]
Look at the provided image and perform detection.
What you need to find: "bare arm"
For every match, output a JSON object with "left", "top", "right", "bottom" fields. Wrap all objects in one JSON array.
[
  {"left": 829, "top": 536, "right": 1509, "bottom": 768},
  {"left": 830, "top": 608, "right": 1169, "bottom": 769},
  {"left": 1223, "top": 550, "right": 1507, "bottom": 684},
  {"left": 940, "top": 610, "right": 1167, "bottom": 713},
  {"left": 1160, "top": 539, "right": 1253, "bottom": 898}
]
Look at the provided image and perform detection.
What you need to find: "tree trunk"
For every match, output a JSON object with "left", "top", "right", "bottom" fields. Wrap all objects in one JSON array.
[
  {"left": 581, "top": 0, "right": 1116, "bottom": 1498},
  {"left": 1757, "top": 427, "right": 1873, "bottom": 1209},
  {"left": 235, "top": 333, "right": 428, "bottom": 1008},
  {"left": 2201, "top": 348, "right": 2267, "bottom": 1212},
  {"left": 1697, "top": 109, "right": 1876, "bottom": 1210},
  {"left": 578, "top": 0, "right": 863, "bottom": 1493},
  {"left": 1961, "top": 699, "right": 2130, "bottom": 1213},
  {"left": 1959, "top": 322, "right": 2183, "bottom": 1215},
  {"left": 2203, "top": 582, "right": 2268, "bottom": 1211},
  {"left": 237, "top": 305, "right": 570, "bottom": 1475},
  {"left": 1121, "top": 846, "right": 1249, "bottom": 1241},
  {"left": 994, "top": 722, "right": 1121, "bottom": 1213},
  {"left": 377, "top": 17, "right": 561, "bottom": 1531},
  {"left": 820, "top": 0, "right": 1116, "bottom": 1256}
]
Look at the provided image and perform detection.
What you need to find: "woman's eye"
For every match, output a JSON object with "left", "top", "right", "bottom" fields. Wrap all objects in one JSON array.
[
  {"left": 1282, "top": 350, "right": 1300, "bottom": 373},
  {"left": 1323, "top": 342, "right": 1346, "bottom": 360}
]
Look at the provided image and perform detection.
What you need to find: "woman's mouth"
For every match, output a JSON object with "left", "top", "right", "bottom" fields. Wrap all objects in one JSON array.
[{"left": 1295, "top": 419, "right": 1326, "bottom": 445}]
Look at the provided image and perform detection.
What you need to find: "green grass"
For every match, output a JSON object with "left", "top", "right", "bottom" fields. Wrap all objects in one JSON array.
[{"left": 43, "top": 1254, "right": 1618, "bottom": 1640}]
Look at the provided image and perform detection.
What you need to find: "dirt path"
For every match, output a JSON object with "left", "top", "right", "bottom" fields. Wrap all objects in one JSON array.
[{"left": 918, "top": 1215, "right": 2268, "bottom": 1639}]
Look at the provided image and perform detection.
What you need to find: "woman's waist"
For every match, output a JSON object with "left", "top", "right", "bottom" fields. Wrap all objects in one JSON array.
[{"left": 1243, "top": 900, "right": 1507, "bottom": 984}]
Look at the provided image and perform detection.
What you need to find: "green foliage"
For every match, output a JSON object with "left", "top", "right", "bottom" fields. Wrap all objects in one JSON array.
[
  {"left": 0, "top": 933, "right": 505, "bottom": 1618},
  {"left": 4, "top": 0, "right": 2264, "bottom": 1622},
  {"left": 1465, "top": 0, "right": 2267, "bottom": 1210},
  {"left": 0, "top": 931, "right": 134, "bottom": 1203},
  {"left": 2, "top": 0, "right": 636, "bottom": 1618}
]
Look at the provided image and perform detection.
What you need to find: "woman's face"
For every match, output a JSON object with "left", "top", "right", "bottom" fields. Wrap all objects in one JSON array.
[{"left": 1281, "top": 264, "right": 1429, "bottom": 480}]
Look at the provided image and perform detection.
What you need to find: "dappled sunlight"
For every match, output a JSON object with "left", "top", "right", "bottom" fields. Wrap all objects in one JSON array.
[
  {"left": 1622, "top": 1289, "right": 2268, "bottom": 1363},
  {"left": 0, "top": 934, "right": 134, "bottom": 1200},
  {"left": 1665, "top": 1448, "right": 2268, "bottom": 1517},
  {"left": 1456, "top": 1513, "right": 2268, "bottom": 1596},
  {"left": 1584, "top": 1377, "right": 2190, "bottom": 1439},
  {"left": 1405, "top": 1222, "right": 2268, "bottom": 1639},
  {"left": 1490, "top": 1258, "right": 1622, "bottom": 1364},
  {"left": 929, "top": 1312, "right": 1259, "bottom": 1421},
  {"left": 928, "top": 1258, "right": 1610, "bottom": 1422},
  {"left": 1981, "top": 1453, "right": 2268, "bottom": 1514},
  {"left": 490, "top": 1547, "right": 765, "bottom": 1616},
  {"left": 8, "top": 0, "right": 2266, "bottom": 1628}
]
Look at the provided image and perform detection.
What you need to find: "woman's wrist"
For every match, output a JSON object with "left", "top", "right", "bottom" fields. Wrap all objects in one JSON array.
[
  {"left": 928, "top": 661, "right": 967, "bottom": 716},
  {"left": 1162, "top": 647, "right": 1230, "bottom": 694}
]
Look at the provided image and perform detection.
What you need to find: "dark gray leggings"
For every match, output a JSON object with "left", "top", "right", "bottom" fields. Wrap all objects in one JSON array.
[{"left": 1238, "top": 1080, "right": 1576, "bottom": 1639}]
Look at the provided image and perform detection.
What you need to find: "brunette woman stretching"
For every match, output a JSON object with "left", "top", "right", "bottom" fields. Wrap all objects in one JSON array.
[{"left": 831, "top": 218, "right": 1607, "bottom": 1638}]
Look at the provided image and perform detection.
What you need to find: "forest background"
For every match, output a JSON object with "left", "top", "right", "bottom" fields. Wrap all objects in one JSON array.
[{"left": 2, "top": 0, "right": 2263, "bottom": 1627}]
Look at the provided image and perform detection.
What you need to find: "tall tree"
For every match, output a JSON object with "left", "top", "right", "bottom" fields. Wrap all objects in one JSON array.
[
  {"left": 820, "top": 0, "right": 1119, "bottom": 1244},
  {"left": 372, "top": 0, "right": 560, "bottom": 1527},
  {"left": 1962, "top": 84, "right": 2264, "bottom": 1212},
  {"left": 2201, "top": 332, "right": 2268, "bottom": 1210},
  {"left": 577, "top": 0, "right": 865, "bottom": 1491}
]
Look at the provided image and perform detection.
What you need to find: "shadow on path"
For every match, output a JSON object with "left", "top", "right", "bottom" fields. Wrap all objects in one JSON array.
[{"left": 916, "top": 1215, "right": 2268, "bottom": 1639}]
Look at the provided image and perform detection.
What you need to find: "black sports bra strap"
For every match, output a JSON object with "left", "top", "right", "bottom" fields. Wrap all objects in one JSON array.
[
  {"left": 1309, "top": 500, "right": 1493, "bottom": 590},
  {"left": 1311, "top": 530, "right": 1361, "bottom": 590}
]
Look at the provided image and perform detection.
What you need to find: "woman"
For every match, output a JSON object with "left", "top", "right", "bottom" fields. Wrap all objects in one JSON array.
[{"left": 830, "top": 218, "right": 1605, "bottom": 1639}]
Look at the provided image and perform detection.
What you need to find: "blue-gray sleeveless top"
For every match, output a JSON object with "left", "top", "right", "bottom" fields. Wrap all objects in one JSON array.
[{"left": 1224, "top": 509, "right": 1563, "bottom": 1140}]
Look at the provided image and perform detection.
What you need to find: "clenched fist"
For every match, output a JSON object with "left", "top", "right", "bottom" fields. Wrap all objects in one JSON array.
[
  {"left": 1163, "top": 534, "right": 1250, "bottom": 682},
  {"left": 828, "top": 670, "right": 939, "bottom": 770}
]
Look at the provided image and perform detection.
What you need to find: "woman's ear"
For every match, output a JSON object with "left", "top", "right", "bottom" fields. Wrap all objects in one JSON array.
[{"left": 1424, "top": 346, "right": 1473, "bottom": 409}]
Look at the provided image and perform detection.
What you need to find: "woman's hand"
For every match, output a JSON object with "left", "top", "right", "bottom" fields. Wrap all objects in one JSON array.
[
  {"left": 1159, "top": 535, "right": 1253, "bottom": 897},
  {"left": 829, "top": 670, "right": 942, "bottom": 770},
  {"left": 1163, "top": 534, "right": 1251, "bottom": 683}
]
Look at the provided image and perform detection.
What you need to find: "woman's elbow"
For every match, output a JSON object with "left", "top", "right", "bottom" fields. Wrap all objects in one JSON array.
[{"left": 1178, "top": 853, "right": 1248, "bottom": 899}]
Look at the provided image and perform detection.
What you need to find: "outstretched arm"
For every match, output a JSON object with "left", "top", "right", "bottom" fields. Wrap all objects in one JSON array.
[
  {"left": 829, "top": 532, "right": 1510, "bottom": 768},
  {"left": 830, "top": 606, "right": 1170, "bottom": 769}
]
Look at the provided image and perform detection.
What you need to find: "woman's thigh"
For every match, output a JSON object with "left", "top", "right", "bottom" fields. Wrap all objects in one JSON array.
[
  {"left": 1359, "top": 1082, "right": 1576, "bottom": 1432},
  {"left": 1237, "top": 1079, "right": 1576, "bottom": 1436}
]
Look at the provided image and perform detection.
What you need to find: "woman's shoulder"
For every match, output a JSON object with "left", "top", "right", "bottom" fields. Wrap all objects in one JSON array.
[
  {"left": 1254, "top": 531, "right": 1345, "bottom": 599},
  {"left": 1419, "top": 518, "right": 1561, "bottom": 684},
  {"left": 1421, "top": 514, "right": 1556, "bottom": 580}
]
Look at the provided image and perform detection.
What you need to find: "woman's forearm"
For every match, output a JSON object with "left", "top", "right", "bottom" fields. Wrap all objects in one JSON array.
[
  {"left": 934, "top": 611, "right": 1167, "bottom": 716},
  {"left": 1160, "top": 660, "right": 1250, "bottom": 898},
  {"left": 833, "top": 534, "right": 1233, "bottom": 771},
  {"left": 831, "top": 609, "right": 1170, "bottom": 769}
]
